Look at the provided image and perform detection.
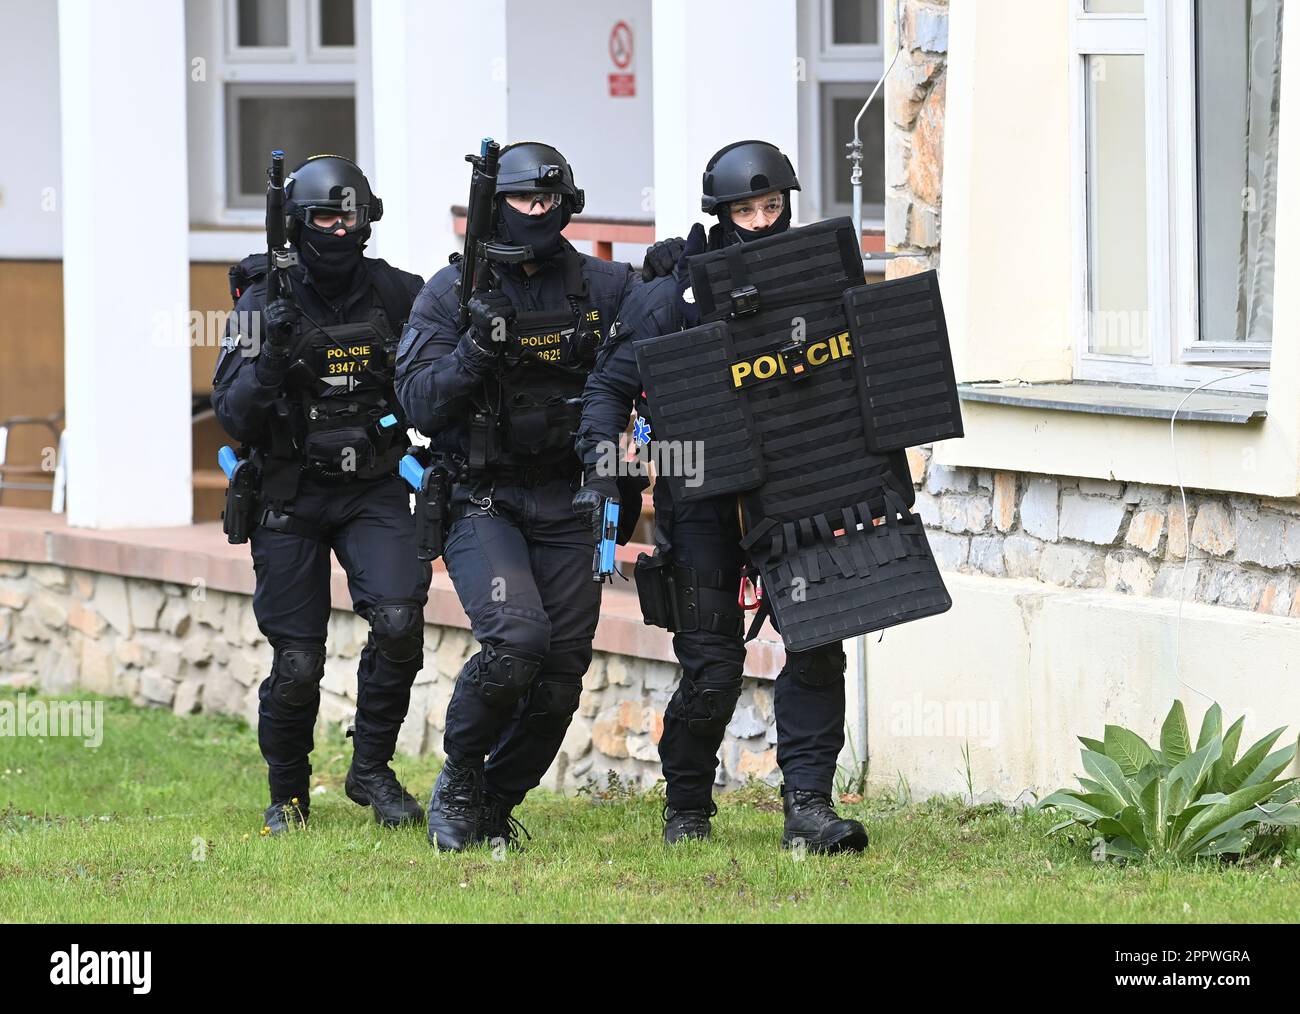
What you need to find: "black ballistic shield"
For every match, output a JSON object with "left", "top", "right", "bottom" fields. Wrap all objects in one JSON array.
[{"left": 632, "top": 218, "right": 961, "bottom": 651}]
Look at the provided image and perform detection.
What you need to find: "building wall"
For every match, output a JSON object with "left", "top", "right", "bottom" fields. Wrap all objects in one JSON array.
[
  {"left": 0, "top": 562, "right": 785, "bottom": 796},
  {"left": 0, "top": 0, "right": 62, "bottom": 260},
  {"left": 875, "top": 0, "right": 1300, "bottom": 798},
  {"left": 885, "top": 0, "right": 947, "bottom": 277}
]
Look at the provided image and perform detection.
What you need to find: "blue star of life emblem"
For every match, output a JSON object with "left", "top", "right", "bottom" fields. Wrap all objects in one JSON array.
[{"left": 632, "top": 415, "right": 652, "bottom": 447}]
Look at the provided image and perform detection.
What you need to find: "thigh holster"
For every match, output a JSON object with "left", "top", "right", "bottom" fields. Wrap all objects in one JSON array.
[{"left": 634, "top": 552, "right": 743, "bottom": 638}]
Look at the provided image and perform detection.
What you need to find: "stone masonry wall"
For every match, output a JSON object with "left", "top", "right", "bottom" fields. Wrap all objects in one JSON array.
[
  {"left": 885, "top": 0, "right": 948, "bottom": 278},
  {"left": 906, "top": 449, "right": 1300, "bottom": 617},
  {"left": 0, "top": 564, "right": 783, "bottom": 795}
]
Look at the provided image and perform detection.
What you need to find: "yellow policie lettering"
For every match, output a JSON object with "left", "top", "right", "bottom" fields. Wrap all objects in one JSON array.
[
  {"left": 326, "top": 345, "right": 372, "bottom": 359},
  {"left": 517, "top": 332, "right": 563, "bottom": 348},
  {"left": 729, "top": 332, "right": 852, "bottom": 389}
]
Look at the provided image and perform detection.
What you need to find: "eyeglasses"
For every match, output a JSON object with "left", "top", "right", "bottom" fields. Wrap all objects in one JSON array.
[
  {"left": 504, "top": 192, "right": 564, "bottom": 214},
  {"left": 729, "top": 194, "right": 784, "bottom": 225}
]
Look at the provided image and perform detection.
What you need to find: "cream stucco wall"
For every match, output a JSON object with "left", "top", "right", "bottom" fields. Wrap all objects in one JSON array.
[
  {"left": 936, "top": 0, "right": 1300, "bottom": 498},
  {"left": 865, "top": 572, "right": 1300, "bottom": 800}
]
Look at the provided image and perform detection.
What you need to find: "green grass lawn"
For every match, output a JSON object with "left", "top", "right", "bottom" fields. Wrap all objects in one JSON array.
[{"left": 2, "top": 693, "right": 1298, "bottom": 923}]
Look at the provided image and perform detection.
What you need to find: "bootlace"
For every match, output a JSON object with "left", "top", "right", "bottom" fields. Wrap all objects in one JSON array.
[
  {"left": 792, "top": 790, "right": 839, "bottom": 822},
  {"left": 363, "top": 764, "right": 408, "bottom": 805},
  {"left": 484, "top": 797, "right": 532, "bottom": 848},
  {"left": 440, "top": 763, "right": 480, "bottom": 817}
]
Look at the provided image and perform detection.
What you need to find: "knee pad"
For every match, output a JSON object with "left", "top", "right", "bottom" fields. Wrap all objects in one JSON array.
[
  {"left": 471, "top": 643, "right": 543, "bottom": 708},
  {"left": 270, "top": 644, "right": 326, "bottom": 708},
  {"left": 370, "top": 600, "right": 424, "bottom": 664},
  {"left": 525, "top": 680, "right": 583, "bottom": 735},
  {"left": 680, "top": 678, "right": 742, "bottom": 739},
  {"left": 789, "top": 645, "right": 846, "bottom": 689}
]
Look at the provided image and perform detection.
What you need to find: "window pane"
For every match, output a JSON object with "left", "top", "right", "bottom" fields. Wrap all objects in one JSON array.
[
  {"left": 237, "top": 0, "right": 289, "bottom": 47},
  {"left": 1086, "top": 54, "right": 1149, "bottom": 358},
  {"left": 832, "top": 0, "right": 879, "bottom": 46},
  {"left": 823, "top": 85, "right": 884, "bottom": 218},
  {"left": 1196, "top": 0, "right": 1282, "bottom": 345},
  {"left": 229, "top": 88, "right": 357, "bottom": 208},
  {"left": 319, "top": 0, "right": 356, "bottom": 47},
  {"left": 1084, "top": 0, "right": 1144, "bottom": 12}
]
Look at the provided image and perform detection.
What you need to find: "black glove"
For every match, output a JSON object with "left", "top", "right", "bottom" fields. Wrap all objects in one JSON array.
[
  {"left": 573, "top": 477, "right": 620, "bottom": 538},
  {"left": 641, "top": 236, "right": 686, "bottom": 282},
  {"left": 261, "top": 299, "right": 300, "bottom": 352},
  {"left": 255, "top": 299, "right": 300, "bottom": 384},
  {"left": 675, "top": 223, "right": 709, "bottom": 328},
  {"left": 467, "top": 290, "right": 517, "bottom": 354}
]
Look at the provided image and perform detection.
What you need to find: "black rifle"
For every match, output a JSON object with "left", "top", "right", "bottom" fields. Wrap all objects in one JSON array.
[
  {"left": 457, "top": 138, "right": 534, "bottom": 329},
  {"left": 265, "top": 150, "right": 298, "bottom": 304}
]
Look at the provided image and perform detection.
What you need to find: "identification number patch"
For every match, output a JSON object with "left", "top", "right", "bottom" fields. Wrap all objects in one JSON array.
[{"left": 323, "top": 343, "right": 373, "bottom": 380}]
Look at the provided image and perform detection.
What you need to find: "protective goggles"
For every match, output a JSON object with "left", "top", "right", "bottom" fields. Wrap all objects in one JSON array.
[
  {"left": 298, "top": 205, "right": 372, "bottom": 234},
  {"left": 502, "top": 192, "right": 565, "bottom": 214}
]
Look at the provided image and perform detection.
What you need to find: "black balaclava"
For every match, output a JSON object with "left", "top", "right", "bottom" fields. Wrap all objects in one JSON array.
[
  {"left": 497, "top": 202, "right": 566, "bottom": 261},
  {"left": 715, "top": 195, "right": 794, "bottom": 249},
  {"left": 299, "top": 226, "right": 368, "bottom": 300}
]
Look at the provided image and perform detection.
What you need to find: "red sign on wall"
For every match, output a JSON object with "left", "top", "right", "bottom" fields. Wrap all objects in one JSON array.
[{"left": 608, "top": 21, "right": 635, "bottom": 97}]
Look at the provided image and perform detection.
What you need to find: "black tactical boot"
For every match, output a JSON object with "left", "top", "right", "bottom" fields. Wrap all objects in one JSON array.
[
  {"left": 262, "top": 798, "right": 309, "bottom": 836},
  {"left": 781, "top": 787, "right": 868, "bottom": 854},
  {"left": 426, "top": 758, "right": 484, "bottom": 851},
  {"left": 662, "top": 802, "right": 718, "bottom": 844},
  {"left": 482, "top": 792, "right": 531, "bottom": 852},
  {"left": 346, "top": 758, "right": 425, "bottom": 828}
]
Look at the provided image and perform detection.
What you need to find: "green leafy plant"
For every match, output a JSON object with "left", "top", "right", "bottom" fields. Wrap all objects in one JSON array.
[{"left": 1041, "top": 702, "right": 1300, "bottom": 862}]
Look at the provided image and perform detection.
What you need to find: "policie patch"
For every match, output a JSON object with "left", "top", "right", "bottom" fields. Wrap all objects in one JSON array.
[
  {"left": 729, "top": 331, "right": 853, "bottom": 390},
  {"left": 321, "top": 342, "right": 374, "bottom": 386}
]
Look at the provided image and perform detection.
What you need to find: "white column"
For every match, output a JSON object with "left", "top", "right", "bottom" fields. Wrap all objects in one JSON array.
[
  {"left": 368, "top": 0, "right": 509, "bottom": 281},
  {"left": 59, "top": 0, "right": 192, "bottom": 528},
  {"left": 650, "top": 0, "right": 800, "bottom": 241}
]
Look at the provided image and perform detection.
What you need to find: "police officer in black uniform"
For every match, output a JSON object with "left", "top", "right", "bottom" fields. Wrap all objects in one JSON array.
[
  {"left": 395, "top": 142, "right": 637, "bottom": 851},
  {"left": 213, "top": 155, "right": 431, "bottom": 834},
  {"left": 579, "top": 141, "right": 909, "bottom": 851}
]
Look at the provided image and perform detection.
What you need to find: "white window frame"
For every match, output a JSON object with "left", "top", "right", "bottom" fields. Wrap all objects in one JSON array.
[
  {"left": 1069, "top": 0, "right": 1272, "bottom": 395},
  {"left": 798, "top": 0, "right": 886, "bottom": 226},
  {"left": 307, "top": 0, "right": 358, "bottom": 63},
  {"left": 820, "top": 0, "right": 885, "bottom": 62},
  {"left": 200, "top": 0, "right": 359, "bottom": 227}
]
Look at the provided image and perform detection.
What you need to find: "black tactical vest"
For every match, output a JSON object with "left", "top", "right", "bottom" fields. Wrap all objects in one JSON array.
[
  {"left": 286, "top": 308, "right": 405, "bottom": 479},
  {"left": 468, "top": 251, "right": 601, "bottom": 473}
]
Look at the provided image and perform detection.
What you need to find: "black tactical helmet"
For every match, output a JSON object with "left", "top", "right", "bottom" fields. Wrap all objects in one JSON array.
[
  {"left": 701, "top": 140, "right": 800, "bottom": 215},
  {"left": 495, "top": 141, "right": 586, "bottom": 226},
  {"left": 284, "top": 155, "right": 384, "bottom": 238}
]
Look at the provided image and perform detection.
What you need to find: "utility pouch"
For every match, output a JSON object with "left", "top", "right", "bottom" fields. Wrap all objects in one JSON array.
[{"left": 469, "top": 409, "right": 502, "bottom": 471}]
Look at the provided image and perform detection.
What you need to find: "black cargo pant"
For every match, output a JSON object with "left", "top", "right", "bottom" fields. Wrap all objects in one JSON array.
[
  {"left": 250, "top": 474, "right": 432, "bottom": 802},
  {"left": 440, "top": 474, "right": 602, "bottom": 808},
  {"left": 653, "top": 482, "right": 847, "bottom": 810}
]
